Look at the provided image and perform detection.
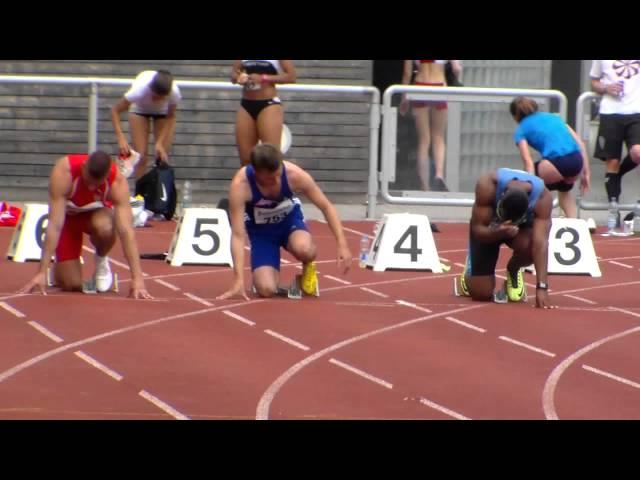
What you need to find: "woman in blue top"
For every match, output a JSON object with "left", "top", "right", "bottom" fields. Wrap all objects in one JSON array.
[{"left": 510, "top": 97, "right": 591, "bottom": 218}]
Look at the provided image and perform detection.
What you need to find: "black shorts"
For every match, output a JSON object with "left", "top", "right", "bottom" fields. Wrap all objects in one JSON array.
[
  {"left": 594, "top": 113, "right": 640, "bottom": 161},
  {"left": 465, "top": 221, "right": 532, "bottom": 276},
  {"left": 131, "top": 112, "right": 168, "bottom": 120},
  {"left": 241, "top": 98, "right": 282, "bottom": 121}
]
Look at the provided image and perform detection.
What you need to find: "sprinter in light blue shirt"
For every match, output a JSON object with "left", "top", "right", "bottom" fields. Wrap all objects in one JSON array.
[{"left": 510, "top": 96, "right": 590, "bottom": 218}]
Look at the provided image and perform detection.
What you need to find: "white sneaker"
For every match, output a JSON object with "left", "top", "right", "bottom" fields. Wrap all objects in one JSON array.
[{"left": 94, "top": 255, "right": 113, "bottom": 292}]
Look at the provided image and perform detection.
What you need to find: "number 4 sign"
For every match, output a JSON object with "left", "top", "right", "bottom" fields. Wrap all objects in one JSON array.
[
  {"left": 166, "top": 208, "right": 233, "bottom": 267},
  {"left": 548, "top": 218, "right": 601, "bottom": 277},
  {"left": 366, "top": 213, "right": 442, "bottom": 272}
]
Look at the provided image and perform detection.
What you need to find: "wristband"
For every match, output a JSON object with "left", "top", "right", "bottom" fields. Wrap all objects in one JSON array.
[{"left": 536, "top": 281, "right": 548, "bottom": 290}]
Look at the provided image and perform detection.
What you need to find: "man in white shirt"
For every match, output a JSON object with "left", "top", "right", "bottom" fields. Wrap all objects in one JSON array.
[
  {"left": 590, "top": 60, "right": 640, "bottom": 219},
  {"left": 111, "top": 70, "right": 182, "bottom": 179}
]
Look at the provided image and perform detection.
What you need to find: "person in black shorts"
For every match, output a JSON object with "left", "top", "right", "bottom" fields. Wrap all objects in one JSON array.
[
  {"left": 590, "top": 61, "right": 640, "bottom": 221},
  {"left": 455, "top": 168, "right": 554, "bottom": 309}
]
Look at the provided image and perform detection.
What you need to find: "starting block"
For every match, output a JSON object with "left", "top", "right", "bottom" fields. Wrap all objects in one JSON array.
[
  {"left": 251, "top": 273, "right": 320, "bottom": 300},
  {"left": 46, "top": 267, "right": 119, "bottom": 294},
  {"left": 453, "top": 276, "right": 524, "bottom": 304}
]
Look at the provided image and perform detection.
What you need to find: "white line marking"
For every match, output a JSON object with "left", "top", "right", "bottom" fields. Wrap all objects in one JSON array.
[
  {"left": 82, "top": 246, "right": 149, "bottom": 277},
  {"left": 445, "top": 316, "right": 486, "bottom": 333},
  {"left": 323, "top": 275, "right": 351, "bottom": 285},
  {"left": 281, "top": 259, "right": 291, "bottom": 264},
  {"left": 419, "top": 397, "right": 470, "bottom": 420},
  {"left": 396, "top": 300, "right": 432, "bottom": 313},
  {"left": 222, "top": 310, "right": 255, "bottom": 326},
  {"left": 329, "top": 358, "right": 393, "bottom": 389},
  {"left": 498, "top": 336, "right": 555, "bottom": 357},
  {"left": 263, "top": 329, "right": 310, "bottom": 351},
  {"left": 74, "top": 351, "right": 123, "bottom": 381},
  {"left": 609, "top": 260, "right": 633, "bottom": 269},
  {"left": 139, "top": 390, "right": 190, "bottom": 420},
  {"left": 256, "top": 304, "right": 485, "bottom": 419},
  {"left": 0, "top": 300, "right": 258, "bottom": 385},
  {"left": 154, "top": 279, "right": 181, "bottom": 291},
  {"left": 27, "top": 321, "right": 63, "bottom": 343},
  {"left": 183, "top": 293, "right": 213, "bottom": 307},
  {"left": 0, "top": 302, "right": 26, "bottom": 318},
  {"left": 582, "top": 364, "right": 640, "bottom": 390},
  {"left": 454, "top": 263, "right": 466, "bottom": 268},
  {"left": 439, "top": 257, "right": 450, "bottom": 262},
  {"left": 563, "top": 294, "right": 597, "bottom": 305},
  {"left": 359, "top": 287, "right": 389, "bottom": 298},
  {"left": 543, "top": 317, "right": 640, "bottom": 419}
]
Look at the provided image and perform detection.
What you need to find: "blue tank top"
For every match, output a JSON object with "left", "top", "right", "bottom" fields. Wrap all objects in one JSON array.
[
  {"left": 495, "top": 168, "right": 544, "bottom": 222},
  {"left": 513, "top": 112, "right": 579, "bottom": 159},
  {"left": 245, "top": 164, "right": 300, "bottom": 227}
]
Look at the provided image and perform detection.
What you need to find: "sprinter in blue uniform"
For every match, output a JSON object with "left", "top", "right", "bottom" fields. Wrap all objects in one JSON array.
[
  {"left": 455, "top": 168, "right": 554, "bottom": 308},
  {"left": 217, "top": 144, "right": 352, "bottom": 300}
]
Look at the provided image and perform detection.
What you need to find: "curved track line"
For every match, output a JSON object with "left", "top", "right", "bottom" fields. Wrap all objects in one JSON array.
[
  {"left": 255, "top": 304, "right": 485, "bottom": 420},
  {"left": 0, "top": 299, "right": 261, "bottom": 384},
  {"left": 542, "top": 307, "right": 640, "bottom": 420}
]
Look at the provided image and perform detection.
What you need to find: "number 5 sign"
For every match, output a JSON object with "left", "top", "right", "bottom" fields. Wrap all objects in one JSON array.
[
  {"left": 548, "top": 218, "right": 601, "bottom": 277},
  {"left": 166, "top": 208, "right": 233, "bottom": 267}
]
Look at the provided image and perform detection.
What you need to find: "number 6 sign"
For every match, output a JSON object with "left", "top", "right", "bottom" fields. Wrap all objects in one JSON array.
[
  {"left": 547, "top": 218, "right": 601, "bottom": 277},
  {"left": 166, "top": 208, "right": 233, "bottom": 267}
]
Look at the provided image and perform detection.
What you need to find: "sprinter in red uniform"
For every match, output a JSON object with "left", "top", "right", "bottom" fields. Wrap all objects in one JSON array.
[{"left": 19, "top": 151, "right": 153, "bottom": 299}]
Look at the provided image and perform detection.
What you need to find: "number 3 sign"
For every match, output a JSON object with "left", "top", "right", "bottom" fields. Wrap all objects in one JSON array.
[
  {"left": 548, "top": 218, "right": 601, "bottom": 277},
  {"left": 166, "top": 208, "right": 233, "bottom": 267}
]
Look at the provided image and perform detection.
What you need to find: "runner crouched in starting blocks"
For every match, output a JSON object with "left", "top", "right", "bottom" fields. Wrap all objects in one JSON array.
[
  {"left": 453, "top": 168, "right": 554, "bottom": 308},
  {"left": 217, "top": 144, "right": 352, "bottom": 300},
  {"left": 18, "top": 151, "right": 153, "bottom": 299}
]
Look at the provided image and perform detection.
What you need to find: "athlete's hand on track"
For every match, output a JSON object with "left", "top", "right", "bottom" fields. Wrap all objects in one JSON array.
[
  {"left": 18, "top": 272, "right": 47, "bottom": 295},
  {"left": 217, "top": 280, "right": 250, "bottom": 301}
]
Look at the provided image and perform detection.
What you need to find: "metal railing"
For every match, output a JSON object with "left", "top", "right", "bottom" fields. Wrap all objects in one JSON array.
[
  {"left": 0, "top": 74, "right": 381, "bottom": 212},
  {"left": 376, "top": 85, "right": 568, "bottom": 212}
]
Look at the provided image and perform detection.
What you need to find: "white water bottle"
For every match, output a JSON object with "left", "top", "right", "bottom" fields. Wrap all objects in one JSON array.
[
  {"left": 633, "top": 200, "right": 640, "bottom": 234},
  {"left": 359, "top": 235, "right": 370, "bottom": 268},
  {"left": 182, "top": 180, "right": 192, "bottom": 209},
  {"left": 607, "top": 198, "right": 619, "bottom": 232}
]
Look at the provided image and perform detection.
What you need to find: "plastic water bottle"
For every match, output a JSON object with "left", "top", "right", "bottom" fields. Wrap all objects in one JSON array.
[
  {"left": 633, "top": 200, "right": 640, "bottom": 234},
  {"left": 182, "top": 180, "right": 192, "bottom": 209},
  {"left": 607, "top": 198, "right": 619, "bottom": 232},
  {"left": 359, "top": 235, "right": 370, "bottom": 268}
]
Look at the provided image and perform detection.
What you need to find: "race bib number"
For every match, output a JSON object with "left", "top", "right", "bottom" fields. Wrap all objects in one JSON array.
[{"left": 253, "top": 198, "right": 295, "bottom": 225}]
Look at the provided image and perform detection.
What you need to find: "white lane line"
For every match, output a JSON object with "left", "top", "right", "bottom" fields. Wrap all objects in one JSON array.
[
  {"left": 74, "top": 351, "right": 123, "bottom": 381},
  {"left": 563, "top": 294, "right": 597, "bottom": 305},
  {"left": 324, "top": 275, "right": 351, "bottom": 285},
  {"left": 0, "top": 302, "right": 26, "bottom": 318},
  {"left": 582, "top": 364, "right": 640, "bottom": 390},
  {"left": 396, "top": 300, "right": 432, "bottom": 313},
  {"left": 608, "top": 260, "right": 633, "bottom": 269},
  {"left": 360, "top": 287, "right": 389, "bottom": 298},
  {"left": 82, "top": 246, "right": 149, "bottom": 277},
  {"left": 543, "top": 318, "right": 640, "bottom": 420},
  {"left": 419, "top": 397, "right": 470, "bottom": 420},
  {"left": 27, "top": 321, "right": 63, "bottom": 343},
  {"left": 498, "top": 336, "right": 555, "bottom": 357},
  {"left": 445, "top": 316, "right": 486, "bottom": 333},
  {"left": 183, "top": 293, "right": 213, "bottom": 307},
  {"left": 264, "top": 329, "right": 310, "bottom": 351},
  {"left": 454, "top": 263, "right": 466, "bottom": 268},
  {"left": 328, "top": 358, "right": 393, "bottom": 389},
  {"left": 439, "top": 257, "right": 450, "bottom": 262},
  {"left": 281, "top": 259, "right": 291, "bottom": 264},
  {"left": 223, "top": 310, "right": 256, "bottom": 327},
  {"left": 139, "top": 390, "right": 190, "bottom": 420},
  {"left": 256, "top": 304, "right": 485, "bottom": 420},
  {"left": 154, "top": 279, "right": 181, "bottom": 292}
]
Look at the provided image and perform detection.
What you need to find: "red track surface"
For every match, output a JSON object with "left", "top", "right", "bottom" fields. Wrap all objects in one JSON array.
[{"left": 1, "top": 219, "right": 639, "bottom": 420}]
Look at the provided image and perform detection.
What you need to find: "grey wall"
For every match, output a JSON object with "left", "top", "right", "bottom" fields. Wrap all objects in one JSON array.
[{"left": 0, "top": 60, "right": 374, "bottom": 202}]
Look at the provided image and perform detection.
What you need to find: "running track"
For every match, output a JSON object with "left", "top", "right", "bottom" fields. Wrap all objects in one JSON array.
[{"left": 1, "top": 219, "right": 639, "bottom": 420}]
